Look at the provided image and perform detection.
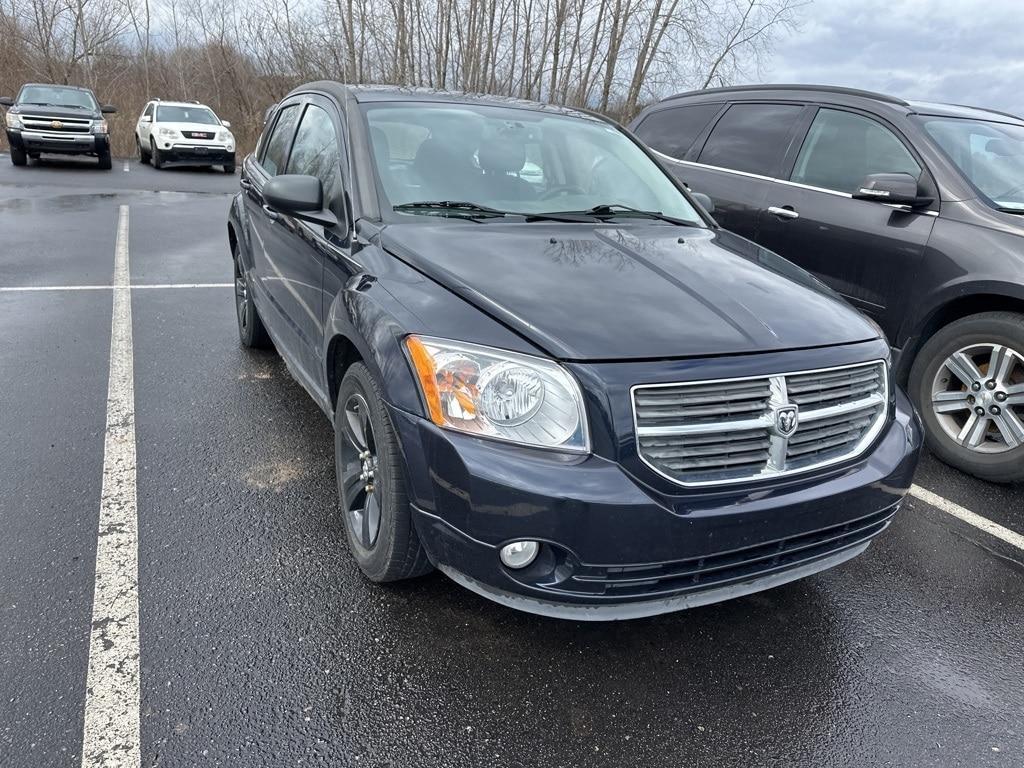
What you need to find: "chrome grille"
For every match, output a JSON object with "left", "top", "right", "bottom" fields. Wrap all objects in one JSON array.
[
  {"left": 632, "top": 361, "right": 889, "bottom": 486},
  {"left": 20, "top": 114, "right": 93, "bottom": 134}
]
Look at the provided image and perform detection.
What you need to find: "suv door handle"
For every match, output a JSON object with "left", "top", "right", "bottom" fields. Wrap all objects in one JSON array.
[
  {"left": 239, "top": 177, "right": 252, "bottom": 190},
  {"left": 262, "top": 204, "right": 279, "bottom": 221},
  {"left": 767, "top": 205, "right": 799, "bottom": 220}
]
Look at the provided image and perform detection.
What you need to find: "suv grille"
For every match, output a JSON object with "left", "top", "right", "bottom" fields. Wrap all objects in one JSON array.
[
  {"left": 632, "top": 361, "right": 888, "bottom": 486},
  {"left": 20, "top": 114, "right": 93, "bottom": 134}
]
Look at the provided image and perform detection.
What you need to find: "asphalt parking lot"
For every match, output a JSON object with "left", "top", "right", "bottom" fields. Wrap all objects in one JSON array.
[{"left": 1, "top": 152, "right": 1023, "bottom": 768}]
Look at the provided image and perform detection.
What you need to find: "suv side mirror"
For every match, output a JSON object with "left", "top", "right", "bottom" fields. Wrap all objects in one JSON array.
[
  {"left": 101, "top": 104, "right": 118, "bottom": 114},
  {"left": 139, "top": 114, "right": 152, "bottom": 123},
  {"left": 853, "top": 173, "right": 931, "bottom": 207},
  {"left": 691, "top": 192, "right": 715, "bottom": 214},
  {"left": 263, "top": 174, "right": 339, "bottom": 228},
  {"left": 221, "top": 120, "right": 231, "bottom": 128},
  {"left": 0, "top": 97, "right": 13, "bottom": 107}
]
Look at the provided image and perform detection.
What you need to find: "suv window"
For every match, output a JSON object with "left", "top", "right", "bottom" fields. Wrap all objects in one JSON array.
[
  {"left": 633, "top": 103, "right": 722, "bottom": 160},
  {"left": 143, "top": 103, "right": 153, "bottom": 118},
  {"left": 286, "top": 104, "right": 343, "bottom": 215},
  {"left": 697, "top": 103, "right": 803, "bottom": 177},
  {"left": 792, "top": 108, "right": 921, "bottom": 193},
  {"left": 260, "top": 104, "right": 300, "bottom": 176}
]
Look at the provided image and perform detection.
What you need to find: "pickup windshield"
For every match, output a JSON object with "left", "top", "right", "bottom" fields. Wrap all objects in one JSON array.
[
  {"left": 363, "top": 101, "right": 704, "bottom": 224},
  {"left": 18, "top": 85, "right": 97, "bottom": 111},
  {"left": 920, "top": 115, "right": 1024, "bottom": 213}
]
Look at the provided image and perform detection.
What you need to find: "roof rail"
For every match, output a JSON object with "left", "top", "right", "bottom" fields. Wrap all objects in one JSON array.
[
  {"left": 665, "top": 84, "right": 909, "bottom": 107},
  {"left": 941, "top": 102, "right": 1024, "bottom": 122}
]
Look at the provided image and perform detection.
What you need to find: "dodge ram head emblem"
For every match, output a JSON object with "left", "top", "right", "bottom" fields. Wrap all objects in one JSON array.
[
  {"left": 773, "top": 405, "right": 799, "bottom": 437},
  {"left": 51, "top": 120, "right": 63, "bottom": 129}
]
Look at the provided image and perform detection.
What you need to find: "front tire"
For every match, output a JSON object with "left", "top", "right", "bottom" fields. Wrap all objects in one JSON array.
[
  {"left": 223, "top": 164, "right": 235, "bottom": 174},
  {"left": 335, "top": 362, "right": 432, "bottom": 582},
  {"left": 151, "top": 140, "right": 163, "bottom": 169},
  {"left": 232, "top": 243, "right": 270, "bottom": 349},
  {"left": 97, "top": 149, "right": 112, "bottom": 170},
  {"left": 138, "top": 136, "right": 150, "bottom": 164},
  {"left": 10, "top": 145, "right": 27, "bottom": 166},
  {"left": 909, "top": 311, "right": 1024, "bottom": 482}
]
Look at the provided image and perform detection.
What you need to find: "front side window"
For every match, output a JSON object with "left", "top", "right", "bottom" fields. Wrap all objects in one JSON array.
[
  {"left": 362, "top": 102, "right": 703, "bottom": 224},
  {"left": 17, "top": 85, "right": 97, "bottom": 110},
  {"left": 286, "top": 105, "right": 343, "bottom": 215},
  {"left": 697, "top": 103, "right": 804, "bottom": 177},
  {"left": 155, "top": 105, "right": 219, "bottom": 125},
  {"left": 634, "top": 103, "right": 722, "bottom": 160},
  {"left": 919, "top": 116, "right": 1024, "bottom": 213},
  {"left": 260, "top": 104, "right": 300, "bottom": 177},
  {"left": 142, "top": 103, "right": 154, "bottom": 118},
  {"left": 792, "top": 108, "right": 921, "bottom": 193}
]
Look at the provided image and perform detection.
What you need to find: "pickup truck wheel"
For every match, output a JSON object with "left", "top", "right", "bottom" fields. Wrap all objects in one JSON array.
[
  {"left": 909, "top": 311, "right": 1024, "bottom": 482},
  {"left": 223, "top": 164, "right": 235, "bottom": 174},
  {"left": 232, "top": 244, "right": 271, "bottom": 349},
  {"left": 97, "top": 150, "right": 112, "bottom": 170},
  {"left": 137, "top": 136, "right": 150, "bottom": 163},
  {"left": 151, "top": 140, "right": 163, "bottom": 169},
  {"left": 10, "top": 146, "right": 27, "bottom": 166},
  {"left": 335, "top": 362, "right": 433, "bottom": 583}
]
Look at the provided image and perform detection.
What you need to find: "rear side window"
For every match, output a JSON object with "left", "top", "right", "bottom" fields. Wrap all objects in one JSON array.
[
  {"left": 791, "top": 108, "right": 921, "bottom": 193},
  {"left": 286, "top": 104, "right": 343, "bottom": 215},
  {"left": 634, "top": 103, "right": 722, "bottom": 160},
  {"left": 697, "top": 103, "right": 804, "bottom": 177},
  {"left": 260, "top": 104, "right": 300, "bottom": 176}
]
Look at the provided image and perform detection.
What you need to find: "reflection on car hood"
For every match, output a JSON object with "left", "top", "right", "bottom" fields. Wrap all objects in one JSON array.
[
  {"left": 14, "top": 104, "right": 99, "bottom": 120},
  {"left": 382, "top": 222, "right": 879, "bottom": 361}
]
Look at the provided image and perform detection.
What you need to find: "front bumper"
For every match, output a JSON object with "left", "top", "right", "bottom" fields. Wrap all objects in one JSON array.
[
  {"left": 7, "top": 128, "right": 105, "bottom": 155},
  {"left": 390, "top": 387, "right": 922, "bottom": 620},
  {"left": 160, "top": 143, "right": 235, "bottom": 166}
]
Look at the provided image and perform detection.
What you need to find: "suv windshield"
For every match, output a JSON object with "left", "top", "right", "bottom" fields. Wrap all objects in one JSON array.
[
  {"left": 920, "top": 115, "right": 1024, "bottom": 213},
  {"left": 18, "top": 85, "right": 97, "bottom": 110},
  {"left": 156, "top": 105, "right": 220, "bottom": 125},
  {"left": 363, "top": 102, "right": 703, "bottom": 224}
]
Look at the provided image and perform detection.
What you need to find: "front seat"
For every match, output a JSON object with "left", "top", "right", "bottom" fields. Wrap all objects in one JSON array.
[
  {"left": 478, "top": 141, "right": 535, "bottom": 201},
  {"left": 412, "top": 138, "right": 480, "bottom": 200}
]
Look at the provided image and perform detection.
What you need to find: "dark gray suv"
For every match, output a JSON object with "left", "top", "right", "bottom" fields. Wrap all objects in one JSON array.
[{"left": 631, "top": 84, "right": 1024, "bottom": 482}]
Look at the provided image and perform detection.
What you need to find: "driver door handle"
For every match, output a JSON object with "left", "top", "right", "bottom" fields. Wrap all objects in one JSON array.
[
  {"left": 239, "top": 177, "right": 252, "bottom": 190},
  {"left": 767, "top": 205, "right": 799, "bottom": 220},
  {"left": 262, "top": 204, "right": 279, "bottom": 221}
]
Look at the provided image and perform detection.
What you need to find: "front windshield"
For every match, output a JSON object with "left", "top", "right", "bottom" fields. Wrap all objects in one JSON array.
[
  {"left": 363, "top": 102, "right": 704, "bottom": 223},
  {"left": 156, "top": 105, "right": 220, "bottom": 125},
  {"left": 18, "top": 85, "right": 97, "bottom": 110},
  {"left": 920, "top": 116, "right": 1024, "bottom": 213}
]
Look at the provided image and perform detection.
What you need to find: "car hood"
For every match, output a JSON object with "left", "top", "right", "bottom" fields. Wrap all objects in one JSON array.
[
  {"left": 381, "top": 221, "right": 880, "bottom": 361},
  {"left": 14, "top": 104, "right": 99, "bottom": 120}
]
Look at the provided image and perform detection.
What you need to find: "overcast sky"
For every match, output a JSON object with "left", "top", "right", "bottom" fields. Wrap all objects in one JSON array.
[{"left": 760, "top": 0, "right": 1024, "bottom": 116}]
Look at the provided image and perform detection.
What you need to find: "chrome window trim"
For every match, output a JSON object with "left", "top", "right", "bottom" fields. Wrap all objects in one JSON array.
[{"left": 630, "top": 359, "right": 890, "bottom": 487}]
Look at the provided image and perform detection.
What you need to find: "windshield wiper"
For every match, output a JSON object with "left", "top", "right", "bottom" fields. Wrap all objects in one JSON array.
[
  {"left": 394, "top": 200, "right": 511, "bottom": 218},
  {"left": 526, "top": 203, "right": 699, "bottom": 226}
]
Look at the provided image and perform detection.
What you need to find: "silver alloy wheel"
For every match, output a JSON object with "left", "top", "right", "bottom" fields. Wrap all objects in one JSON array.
[
  {"left": 341, "top": 393, "right": 382, "bottom": 549},
  {"left": 233, "top": 258, "right": 249, "bottom": 329},
  {"left": 930, "top": 343, "right": 1024, "bottom": 453}
]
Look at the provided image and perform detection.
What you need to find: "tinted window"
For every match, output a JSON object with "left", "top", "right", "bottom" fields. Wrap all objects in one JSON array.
[
  {"left": 156, "top": 105, "right": 219, "bottom": 124},
  {"left": 286, "top": 105, "right": 343, "bottom": 215},
  {"left": 634, "top": 103, "right": 721, "bottom": 160},
  {"left": 792, "top": 108, "right": 921, "bottom": 193},
  {"left": 697, "top": 103, "right": 803, "bottom": 176},
  {"left": 260, "top": 104, "right": 300, "bottom": 177}
]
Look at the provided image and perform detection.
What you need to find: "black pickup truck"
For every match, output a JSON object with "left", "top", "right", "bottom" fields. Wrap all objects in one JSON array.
[{"left": 2, "top": 83, "right": 117, "bottom": 169}]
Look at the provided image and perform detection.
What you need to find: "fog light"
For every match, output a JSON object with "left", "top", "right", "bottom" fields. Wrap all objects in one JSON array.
[{"left": 500, "top": 540, "right": 539, "bottom": 569}]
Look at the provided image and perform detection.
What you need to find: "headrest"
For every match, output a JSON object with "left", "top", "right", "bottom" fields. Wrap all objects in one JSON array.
[{"left": 478, "top": 141, "right": 526, "bottom": 175}]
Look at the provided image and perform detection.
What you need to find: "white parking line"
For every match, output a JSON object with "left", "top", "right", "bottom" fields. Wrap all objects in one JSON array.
[
  {"left": 123, "top": 160, "right": 130, "bottom": 173},
  {"left": 80, "top": 205, "right": 141, "bottom": 767},
  {"left": 0, "top": 283, "right": 232, "bottom": 292},
  {"left": 911, "top": 484, "right": 1024, "bottom": 552}
]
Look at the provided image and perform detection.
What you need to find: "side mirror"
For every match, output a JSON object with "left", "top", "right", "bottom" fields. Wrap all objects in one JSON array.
[
  {"left": 221, "top": 120, "right": 231, "bottom": 128},
  {"left": 691, "top": 192, "right": 715, "bottom": 214},
  {"left": 139, "top": 114, "right": 152, "bottom": 123},
  {"left": 101, "top": 104, "right": 117, "bottom": 114},
  {"left": 263, "top": 174, "right": 339, "bottom": 228},
  {"left": 853, "top": 172, "right": 931, "bottom": 207},
  {"left": 0, "top": 96, "right": 13, "bottom": 107}
]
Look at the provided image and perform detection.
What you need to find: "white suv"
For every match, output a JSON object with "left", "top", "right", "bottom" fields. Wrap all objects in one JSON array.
[{"left": 135, "top": 99, "right": 236, "bottom": 173}]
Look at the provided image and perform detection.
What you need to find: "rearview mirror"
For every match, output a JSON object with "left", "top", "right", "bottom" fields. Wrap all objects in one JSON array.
[
  {"left": 0, "top": 96, "right": 13, "bottom": 107},
  {"left": 263, "top": 174, "right": 339, "bottom": 228},
  {"left": 221, "top": 120, "right": 231, "bottom": 128},
  {"left": 853, "top": 172, "right": 931, "bottom": 207},
  {"left": 691, "top": 192, "right": 715, "bottom": 214},
  {"left": 101, "top": 104, "right": 117, "bottom": 114}
]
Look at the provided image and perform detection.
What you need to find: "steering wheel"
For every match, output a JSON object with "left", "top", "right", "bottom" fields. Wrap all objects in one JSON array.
[{"left": 540, "top": 184, "right": 587, "bottom": 200}]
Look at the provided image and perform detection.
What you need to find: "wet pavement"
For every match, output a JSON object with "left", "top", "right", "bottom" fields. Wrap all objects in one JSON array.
[{"left": 1, "top": 153, "right": 1022, "bottom": 767}]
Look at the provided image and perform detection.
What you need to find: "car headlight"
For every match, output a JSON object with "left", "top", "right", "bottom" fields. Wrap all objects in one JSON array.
[
  {"left": 158, "top": 127, "right": 177, "bottom": 138},
  {"left": 92, "top": 119, "right": 108, "bottom": 135},
  {"left": 4, "top": 111, "right": 22, "bottom": 129},
  {"left": 218, "top": 130, "right": 232, "bottom": 143},
  {"left": 405, "top": 335, "right": 589, "bottom": 452}
]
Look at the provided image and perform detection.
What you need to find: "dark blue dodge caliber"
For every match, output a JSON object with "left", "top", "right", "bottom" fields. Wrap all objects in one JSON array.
[{"left": 227, "top": 82, "right": 922, "bottom": 620}]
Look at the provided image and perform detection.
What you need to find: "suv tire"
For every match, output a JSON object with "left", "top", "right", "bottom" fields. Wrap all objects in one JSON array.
[
  {"left": 151, "top": 139, "right": 163, "bottom": 169},
  {"left": 10, "top": 145, "right": 27, "bottom": 166},
  {"left": 232, "top": 244, "right": 271, "bottom": 349},
  {"left": 910, "top": 311, "right": 1024, "bottom": 482},
  {"left": 137, "top": 136, "right": 150, "bottom": 164},
  {"left": 335, "top": 362, "right": 433, "bottom": 583}
]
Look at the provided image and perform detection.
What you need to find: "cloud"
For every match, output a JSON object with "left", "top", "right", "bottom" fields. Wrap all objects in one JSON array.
[{"left": 760, "top": 0, "right": 1024, "bottom": 116}]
